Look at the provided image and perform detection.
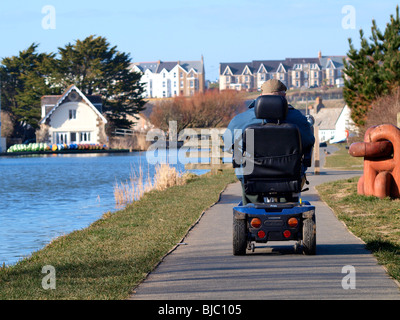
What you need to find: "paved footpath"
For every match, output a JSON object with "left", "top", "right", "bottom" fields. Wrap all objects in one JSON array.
[{"left": 130, "top": 166, "right": 400, "bottom": 300}]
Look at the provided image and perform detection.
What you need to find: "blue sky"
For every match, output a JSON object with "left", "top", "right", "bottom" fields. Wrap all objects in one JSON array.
[{"left": 0, "top": 0, "right": 398, "bottom": 80}]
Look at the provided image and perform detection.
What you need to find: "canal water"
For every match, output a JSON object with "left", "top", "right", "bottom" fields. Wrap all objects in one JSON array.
[{"left": 0, "top": 151, "right": 207, "bottom": 266}]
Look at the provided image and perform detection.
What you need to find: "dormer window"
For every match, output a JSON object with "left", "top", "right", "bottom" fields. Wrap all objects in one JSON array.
[{"left": 69, "top": 110, "right": 76, "bottom": 120}]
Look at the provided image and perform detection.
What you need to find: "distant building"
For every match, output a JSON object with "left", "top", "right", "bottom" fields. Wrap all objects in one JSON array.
[
  {"left": 131, "top": 57, "right": 205, "bottom": 98},
  {"left": 38, "top": 85, "right": 108, "bottom": 145},
  {"left": 310, "top": 97, "right": 356, "bottom": 143},
  {"left": 219, "top": 52, "right": 348, "bottom": 91}
]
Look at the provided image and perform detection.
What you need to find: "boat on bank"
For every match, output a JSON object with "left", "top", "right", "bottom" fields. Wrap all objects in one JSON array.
[{"left": 1, "top": 142, "right": 129, "bottom": 156}]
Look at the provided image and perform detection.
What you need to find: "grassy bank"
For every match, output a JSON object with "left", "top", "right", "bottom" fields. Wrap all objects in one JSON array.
[
  {"left": 319, "top": 143, "right": 400, "bottom": 282},
  {"left": 0, "top": 169, "right": 237, "bottom": 300},
  {"left": 317, "top": 178, "right": 400, "bottom": 283},
  {"left": 324, "top": 143, "right": 363, "bottom": 170}
]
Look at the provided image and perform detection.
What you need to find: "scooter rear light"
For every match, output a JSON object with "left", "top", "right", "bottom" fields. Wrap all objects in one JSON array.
[
  {"left": 257, "top": 230, "right": 266, "bottom": 238},
  {"left": 250, "top": 218, "right": 262, "bottom": 228},
  {"left": 283, "top": 230, "right": 291, "bottom": 238},
  {"left": 288, "top": 217, "right": 299, "bottom": 228}
]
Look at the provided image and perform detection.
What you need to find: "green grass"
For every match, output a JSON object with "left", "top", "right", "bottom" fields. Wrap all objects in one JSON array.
[
  {"left": 324, "top": 143, "right": 364, "bottom": 170},
  {"left": 0, "top": 169, "right": 237, "bottom": 300},
  {"left": 316, "top": 177, "right": 400, "bottom": 282}
]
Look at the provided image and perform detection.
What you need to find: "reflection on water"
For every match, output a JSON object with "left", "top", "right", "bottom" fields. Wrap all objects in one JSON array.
[{"left": 0, "top": 151, "right": 207, "bottom": 266}]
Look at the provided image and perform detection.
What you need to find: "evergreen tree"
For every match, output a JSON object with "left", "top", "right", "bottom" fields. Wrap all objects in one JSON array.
[
  {"left": 0, "top": 43, "right": 57, "bottom": 130},
  {"left": 56, "top": 35, "right": 146, "bottom": 129},
  {"left": 1, "top": 36, "right": 146, "bottom": 136},
  {"left": 343, "top": 5, "right": 400, "bottom": 126}
]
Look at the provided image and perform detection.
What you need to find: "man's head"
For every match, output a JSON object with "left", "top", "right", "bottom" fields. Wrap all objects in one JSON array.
[{"left": 261, "top": 79, "right": 287, "bottom": 96}]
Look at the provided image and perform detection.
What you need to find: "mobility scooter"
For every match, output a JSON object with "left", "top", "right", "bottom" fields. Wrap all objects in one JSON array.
[{"left": 232, "top": 95, "right": 316, "bottom": 255}]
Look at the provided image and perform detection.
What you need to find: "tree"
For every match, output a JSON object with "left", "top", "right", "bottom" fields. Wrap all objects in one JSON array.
[
  {"left": 56, "top": 35, "right": 146, "bottom": 129},
  {"left": 343, "top": 5, "right": 400, "bottom": 126},
  {"left": 149, "top": 90, "right": 246, "bottom": 133},
  {"left": 0, "top": 43, "right": 58, "bottom": 131}
]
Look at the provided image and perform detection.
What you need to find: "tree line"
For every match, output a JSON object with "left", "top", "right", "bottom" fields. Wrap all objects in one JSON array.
[
  {"left": 343, "top": 5, "right": 400, "bottom": 128},
  {"left": 0, "top": 35, "right": 146, "bottom": 140}
]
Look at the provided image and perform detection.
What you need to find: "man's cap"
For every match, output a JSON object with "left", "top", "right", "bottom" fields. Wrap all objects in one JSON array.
[{"left": 261, "top": 79, "right": 287, "bottom": 94}]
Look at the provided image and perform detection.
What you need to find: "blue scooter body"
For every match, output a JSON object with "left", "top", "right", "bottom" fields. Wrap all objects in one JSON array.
[{"left": 233, "top": 200, "right": 315, "bottom": 243}]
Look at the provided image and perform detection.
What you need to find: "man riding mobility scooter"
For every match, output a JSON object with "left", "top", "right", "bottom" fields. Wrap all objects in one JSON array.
[{"left": 231, "top": 95, "right": 316, "bottom": 255}]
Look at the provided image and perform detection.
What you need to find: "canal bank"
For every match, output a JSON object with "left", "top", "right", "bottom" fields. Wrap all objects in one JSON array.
[
  {"left": 0, "top": 169, "right": 237, "bottom": 299},
  {"left": 0, "top": 150, "right": 207, "bottom": 267},
  {"left": 0, "top": 148, "right": 130, "bottom": 157}
]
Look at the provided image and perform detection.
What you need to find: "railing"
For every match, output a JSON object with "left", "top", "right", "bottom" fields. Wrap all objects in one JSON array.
[
  {"left": 113, "top": 128, "right": 135, "bottom": 136},
  {"left": 181, "top": 128, "right": 232, "bottom": 172}
]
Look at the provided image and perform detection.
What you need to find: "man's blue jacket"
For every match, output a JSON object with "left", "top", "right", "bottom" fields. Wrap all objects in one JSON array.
[{"left": 223, "top": 102, "right": 315, "bottom": 152}]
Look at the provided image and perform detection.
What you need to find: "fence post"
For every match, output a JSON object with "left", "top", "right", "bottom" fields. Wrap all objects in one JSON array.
[
  {"left": 314, "top": 126, "right": 320, "bottom": 175},
  {"left": 210, "top": 128, "right": 226, "bottom": 174},
  {"left": 397, "top": 112, "right": 400, "bottom": 128}
]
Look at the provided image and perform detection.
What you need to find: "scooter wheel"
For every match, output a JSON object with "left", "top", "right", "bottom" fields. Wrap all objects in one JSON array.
[
  {"left": 302, "top": 216, "right": 316, "bottom": 255},
  {"left": 233, "top": 218, "right": 247, "bottom": 255}
]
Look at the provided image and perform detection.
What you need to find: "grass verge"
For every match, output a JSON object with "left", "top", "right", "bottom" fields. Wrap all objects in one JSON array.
[
  {"left": 324, "top": 143, "right": 363, "bottom": 170},
  {"left": 316, "top": 177, "right": 400, "bottom": 283},
  {"left": 0, "top": 169, "right": 237, "bottom": 300}
]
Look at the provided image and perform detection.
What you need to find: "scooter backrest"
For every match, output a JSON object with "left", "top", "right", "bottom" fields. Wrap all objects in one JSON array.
[{"left": 254, "top": 95, "right": 288, "bottom": 123}]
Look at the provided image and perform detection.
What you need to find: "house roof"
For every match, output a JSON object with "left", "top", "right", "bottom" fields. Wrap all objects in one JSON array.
[
  {"left": 319, "top": 56, "right": 346, "bottom": 69},
  {"left": 314, "top": 107, "right": 343, "bottom": 130},
  {"left": 252, "top": 60, "right": 284, "bottom": 73},
  {"left": 132, "top": 60, "right": 204, "bottom": 74},
  {"left": 284, "top": 57, "right": 321, "bottom": 66},
  {"left": 220, "top": 62, "right": 252, "bottom": 75},
  {"left": 39, "top": 85, "right": 107, "bottom": 124},
  {"left": 220, "top": 55, "right": 347, "bottom": 75},
  {"left": 41, "top": 94, "right": 102, "bottom": 107}
]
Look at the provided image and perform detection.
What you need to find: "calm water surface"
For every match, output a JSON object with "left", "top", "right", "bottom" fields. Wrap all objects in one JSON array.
[{"left": 0, "top": 151, "right": 205, "bottom": 266}]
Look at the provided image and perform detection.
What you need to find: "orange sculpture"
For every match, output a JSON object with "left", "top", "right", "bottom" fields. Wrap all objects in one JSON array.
[{"left": 349, "top": 124, "right": 400, "bottom": 199}]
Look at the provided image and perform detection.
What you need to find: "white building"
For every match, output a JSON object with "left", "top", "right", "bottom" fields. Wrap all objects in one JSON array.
[
  {"left": 131, "top": 58, "right": 205, "bottom": 98},
  {"left": 39, "top": 85, "right": 108, "bottom": 145},
  {"left": 312, "top": 103, "right": 356, "bottom": 143}
]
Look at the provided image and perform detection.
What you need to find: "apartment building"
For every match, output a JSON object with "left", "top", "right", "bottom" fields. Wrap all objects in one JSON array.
[
  {"left": 131, "top": 57, "right": 205, "bottom": 98},
  {"left": 219, "top": 52, "right": 347, "bottom": 91}
]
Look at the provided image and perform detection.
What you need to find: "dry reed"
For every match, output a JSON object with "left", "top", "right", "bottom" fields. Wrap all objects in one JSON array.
[{"left": 113, "top": 163, "right": 186, "bottom": 207}]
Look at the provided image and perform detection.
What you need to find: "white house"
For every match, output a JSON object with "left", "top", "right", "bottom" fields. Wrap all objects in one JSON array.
[
  {"left": 131, "top": 58, "right": 205, "bottom": 98},
  {"left": 312, "top": 104, "right": 356, "bottom": 143},
  {"left": 38, "top": 85, "right": 108, "bottom": 145},
  {"left": 329, "top": 105, "right": 357, "bottom": 143}
]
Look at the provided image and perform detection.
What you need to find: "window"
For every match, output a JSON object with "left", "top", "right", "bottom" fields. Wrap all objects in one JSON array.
[
  {"left": 70, "top": 132, "right": 77, "bottom": 143},
  {"left": 174, "top": 72, "right": 176, "bottom": 78},
  {"left": 314, "top": 72, "right": 318, "bottom": 78},
  {"left": 55, "top": 132, "right": 68, "bottom": 144},
  {"left": 80, "top": 132, "right": 91, "bottom": 142},
  {"left": 69, "top": 110, "right": 76, "bottom": 120},
  {"left": 162, "top": 81, "right": 166, "bottom": 87}
]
